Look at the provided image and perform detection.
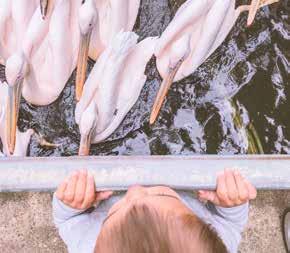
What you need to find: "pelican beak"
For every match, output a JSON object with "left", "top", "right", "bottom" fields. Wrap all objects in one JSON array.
[
  {"left": 78, "top": 133, "right": 92, "bottom": 156},
  {"left": 40, "top": 0, "right": 49, "bottom": 19},
  {"left": 6, "top": 77, "right": 24, "bottom": 155},
  {"left": 149, "top": 58, "right": 184, "bottom": 125},
  {"left": 76, "top": 30, "right": 92, "bottom": 101},
  {"left": 247, "top": 0, "right": 279, "bottom": 26},
  {"left": 247, "top": 0, "right": 260, "bottom": 26}
]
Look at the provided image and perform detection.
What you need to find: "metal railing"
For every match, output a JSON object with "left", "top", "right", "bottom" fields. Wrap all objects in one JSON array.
[{"left": 1, "top": 155, "right": 290, "bottom": 192}]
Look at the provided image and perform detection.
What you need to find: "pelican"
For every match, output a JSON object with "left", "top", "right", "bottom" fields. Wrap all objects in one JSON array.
[
  {"left": 149, "top": 0, "right": 279, "bottom": 124},
  {"left": 0, "top": 81, "right": 59, "bottom": 156},
  {"left": 0, "top": 81, "right": 34, "bottom": 156},
  {"left": 0, "top": 0, "right": 39, "bottom": 64},
  {"left": 5, "top": 0, "right": 82, "bottom": 154},
  {"left": 75, "top": 0, "right": 140, "bottom": 101},
  {"left": 75, "top": 31, "right": 157, "bottom": 155}
]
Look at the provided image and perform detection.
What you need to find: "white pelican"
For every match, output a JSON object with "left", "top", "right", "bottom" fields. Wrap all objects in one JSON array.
[
  {"left": 75, "top": 31, "right": 157, "bottom": 155},
  {"left": 0, "top": 81, "right": 59, "bottom": 156},
  {"left": 75, "top": 0, "right": 140, "bottom": 101},
  {"left": 0, "top": 0, "right": 39, "bottom": 65},
  {"left": 0, "top": 81, "right": 34, "bottom": 156},
  {"left": 5, "top": 0, "right": 82, "bottom": 154},
  {"left": 149, "top": 0, "right": 279, "bottom": 124}
]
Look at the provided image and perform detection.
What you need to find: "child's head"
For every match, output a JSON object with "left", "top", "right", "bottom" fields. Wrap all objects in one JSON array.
[{"left": 95, "top": 186, "right": 227, "bottom": 253}]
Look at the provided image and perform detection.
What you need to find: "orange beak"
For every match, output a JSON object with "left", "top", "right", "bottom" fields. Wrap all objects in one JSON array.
[
  {"left": 247, "top": 0, "right": 260, "bottom": 26},
  {"left": 76, "top": 30, "right": 92, "bottom": 101},
  {"left": 247, "top": 0, "right": 279, "bottom": 26},
  {"left": 149, "top": 58, "right": 184, "bottom": 125},
  {"left": 6, "top": 78, "right": 23, "bottom": 155},
  {"left": 78, "top": 132, "right": 92, "bottom": 156}
]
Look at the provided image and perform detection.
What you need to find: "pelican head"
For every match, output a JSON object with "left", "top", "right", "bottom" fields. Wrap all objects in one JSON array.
[
  {"left": 5, "top": 52, "right": 28, "bottom": 155},
  {"left": 76, "top": 0, "right": 98, "bottom": 101},
  {"left": 78, "top": 102, "right": 98, "bottom": 156}
]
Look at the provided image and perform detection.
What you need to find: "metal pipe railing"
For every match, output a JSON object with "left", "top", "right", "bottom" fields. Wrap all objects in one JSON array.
[{"left": 0, "top": 155, "right": 290, "bottom": 192}]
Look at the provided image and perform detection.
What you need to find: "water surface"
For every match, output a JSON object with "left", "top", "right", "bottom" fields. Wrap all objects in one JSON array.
[{"left": 1, "top": 0, "right": 289, "bottom": 156}]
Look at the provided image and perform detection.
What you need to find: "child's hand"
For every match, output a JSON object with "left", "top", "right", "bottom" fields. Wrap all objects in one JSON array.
[
  {"left": 198, "top": 169, "right": 257, "bottom": 208},
  {"left": 56, "top": 169, "right": 113, "bottom": 210}
]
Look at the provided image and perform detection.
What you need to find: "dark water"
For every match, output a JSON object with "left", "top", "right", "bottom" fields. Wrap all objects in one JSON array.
[{"left": 1, "top": 0, "right": 290, "bottom": 156}]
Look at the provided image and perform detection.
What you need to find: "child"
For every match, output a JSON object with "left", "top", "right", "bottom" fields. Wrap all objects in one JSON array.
[{"left": 53, "top": 169, "right": 256, "bottom": 253}]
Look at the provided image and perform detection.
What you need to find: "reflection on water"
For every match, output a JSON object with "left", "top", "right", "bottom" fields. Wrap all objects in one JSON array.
[{"left": 0, "top": 0, "right": 289, "bottom": 156}]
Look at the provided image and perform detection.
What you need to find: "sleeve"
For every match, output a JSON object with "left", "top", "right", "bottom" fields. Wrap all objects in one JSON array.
[
  {"left": 215, "top": 203, "right": 249, "bottom": 232},
  {"left": 52, "top": 194, "right": 106, "bottom": 253},
  {"left": 207, "top": 202, "right": 249, "bottom": 253}
]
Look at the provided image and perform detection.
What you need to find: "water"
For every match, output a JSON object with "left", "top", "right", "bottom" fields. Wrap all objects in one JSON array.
[{"left": 1, "top": 0, "right": 289, "bottom": 156}]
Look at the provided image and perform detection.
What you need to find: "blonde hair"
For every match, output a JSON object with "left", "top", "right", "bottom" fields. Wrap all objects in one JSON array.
[{"left": 95, "top": 202, "right": 228, "bottom": 253}]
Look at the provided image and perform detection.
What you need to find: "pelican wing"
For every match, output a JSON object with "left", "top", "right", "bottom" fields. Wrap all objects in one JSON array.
[
  {"left": 0, "top": 0, "right": 38, "bottom": 62},
  {"left": 155, "top": 0, "right": 211, "bottom": 58},
  {"left": 94, "top": 31, "right": 138, "bottom": 133},
  {"left": 12, "top": 0, "right": 39, "bottom": 51},
  {"left": 75, "top": 48, "right": 111, "bottom": 125},
  {"left": 0, "top": 0, "right": 12, "bottom": 61},
  {"left": 22, "top": 0, "right": 83, "bottom": 105},
  {"left": 21, "top": 2, "right": 52, "bottom": 58},
  {"left": 179, "top": 0, "right": 232, "bottom": 79},
  {"left": 206, "top": 1, "right": 240, "bottom": 58},
  {"left": 109, "top": 0, "right": 130, "bottom": 41},
  {"left": 76, "top": 31, "right": 138, "bottom": 127},
  {"left": 127, "top": 0, "right": 141, "bottom": 31},
  {"left": 92, "top": 35, "right": 157, "bottom": 143},
  {"left": 90, "top": 0, "right": 140, "bottom": 60},
  {"left": 156, "top": 0, "right": 233, "bottom": 82}
]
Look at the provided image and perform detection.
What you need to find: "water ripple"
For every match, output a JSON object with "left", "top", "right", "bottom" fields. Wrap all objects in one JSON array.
[{"left": 0, "top": 0, "right": 289, "bottom": 156}]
